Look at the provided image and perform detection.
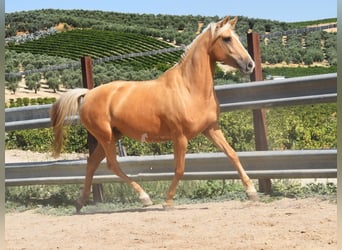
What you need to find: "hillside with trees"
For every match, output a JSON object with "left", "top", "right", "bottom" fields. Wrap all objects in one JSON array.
[
  {"left": 5, "top": 9, "right": 337, "bottom": 94},
  {"left": 5, "top": 9, "right": 295, "bottom": 43}
]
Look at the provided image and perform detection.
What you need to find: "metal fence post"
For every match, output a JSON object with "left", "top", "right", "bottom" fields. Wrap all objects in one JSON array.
[
  {"left": 80, "top": 56, "right": 104, "bottom": 203},
  {"left": 247, "top": 33, "right": 272, "bottom": 194}
]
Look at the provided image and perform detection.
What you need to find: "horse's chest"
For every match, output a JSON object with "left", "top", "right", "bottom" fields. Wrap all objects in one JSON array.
[{"left": 179, "top": 102, "right": 218, "bottom": 136}]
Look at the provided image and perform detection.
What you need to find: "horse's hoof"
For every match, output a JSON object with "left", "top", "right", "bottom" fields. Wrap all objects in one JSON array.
[
  {"left": 162, "top": 202, "right": 174, "bottom": 211},
  {"left": 74, "top": 200, "right": 83, "bottom": 213},
  {"left": 139, "top": 192, "right": 153, "bottom": 207},
  {"left": 247, "top": 191, "right": 259, "bottom": 201}
]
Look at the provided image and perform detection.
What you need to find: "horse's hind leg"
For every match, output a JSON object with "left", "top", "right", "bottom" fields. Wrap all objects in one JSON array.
[
  {"left": 100, "top": 139, "right": 153, "bottom": 207},
  {"left": 76, "top": 143, "right": 105, "bottom": 212},
  {"left": 203, "top": 123, "right": 258, "bottom": 200}
]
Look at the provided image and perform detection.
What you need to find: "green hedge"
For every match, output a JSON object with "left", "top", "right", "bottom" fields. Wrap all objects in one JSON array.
[
  {"left": 263, "top": 66, "right": 337, "bottom": 79},
  {"left": 5, "top": 97, "right": 57, "bottom": 108}
]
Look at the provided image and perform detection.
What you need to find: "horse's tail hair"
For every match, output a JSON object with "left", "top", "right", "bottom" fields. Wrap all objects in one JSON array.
[{"left": 50, "top": 88, "right": 89, "bottom": 158}]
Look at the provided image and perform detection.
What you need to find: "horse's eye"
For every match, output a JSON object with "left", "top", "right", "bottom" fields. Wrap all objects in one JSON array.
[{"left": 222, "top": 36, "right": 232, "bottom": 42}]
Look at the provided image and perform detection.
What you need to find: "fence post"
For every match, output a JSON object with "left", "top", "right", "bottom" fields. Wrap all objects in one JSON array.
[
  {"left": 247, "top": 33, "right": 272, "bottom": 194},
  {"left": 80, "top": 56, "right": 104, "bottom": 203}
]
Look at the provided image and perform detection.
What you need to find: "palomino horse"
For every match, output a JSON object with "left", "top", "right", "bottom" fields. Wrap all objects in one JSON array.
[{"left": 51, "top": 16, "right": 257, "bottom": 212}]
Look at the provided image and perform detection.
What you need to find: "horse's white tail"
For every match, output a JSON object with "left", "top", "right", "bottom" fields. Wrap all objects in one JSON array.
[{"left": 50, "top": 88, "right": 89, "bottom": 158}]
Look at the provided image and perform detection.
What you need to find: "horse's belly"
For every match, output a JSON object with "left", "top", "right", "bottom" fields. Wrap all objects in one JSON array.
[
  {"left": 116, "top": 123, "right": 172, "bottom": 143},
  {"left": 112, "top": 109, "right": 173, "bottom": 142}
]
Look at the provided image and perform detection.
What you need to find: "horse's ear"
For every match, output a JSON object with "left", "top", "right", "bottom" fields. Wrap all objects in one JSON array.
[
  {"left": 229, "top": 17, "right": 238, "bottom": 29},
  {"left": 218, "top": 16, "right": 230, "bottom": 28}
]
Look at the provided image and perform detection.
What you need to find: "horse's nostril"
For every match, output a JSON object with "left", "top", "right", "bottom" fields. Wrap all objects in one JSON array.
[{"left": 247, "top": 61, "right": 254, "bottom": 70}]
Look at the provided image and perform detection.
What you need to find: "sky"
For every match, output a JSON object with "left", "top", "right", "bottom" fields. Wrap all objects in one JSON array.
[{"left": 5, "top": 0, "right": 337, "bottom": 22}]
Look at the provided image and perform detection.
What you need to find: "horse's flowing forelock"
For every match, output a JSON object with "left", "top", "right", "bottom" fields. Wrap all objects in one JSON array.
[{"left": 214, "top": 22, "right": 232, "bottom": 40}]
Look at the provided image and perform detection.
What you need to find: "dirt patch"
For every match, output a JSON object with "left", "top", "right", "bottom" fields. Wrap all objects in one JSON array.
[
  {"left": 54, "top": 22, "right": 74, "bottom": 32},
  {"left": 5, "top": 198, "right": 336, "bottom": 249},
  {"left": 5, "top": 149, "right": 87, "bottom": 163},
  {"left": 307, "top": 22, "right": 337, "bottom": 33}
]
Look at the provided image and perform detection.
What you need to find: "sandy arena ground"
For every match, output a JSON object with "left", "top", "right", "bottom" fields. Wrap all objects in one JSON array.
[
  {"left": 5, "top": 150, "right": 337, "bottom": 250},
  {"left": 5, "top": 198, "right": 337, "bottom": 250}
]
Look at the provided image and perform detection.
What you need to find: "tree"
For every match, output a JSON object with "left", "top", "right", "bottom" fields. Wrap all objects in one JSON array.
[
  {"left": 325, "top": 47, "right": 337, "bottom": 66},
  {"left": 5, "top": 25, "right": 16, "bottom": 37},
  {"left": 302, "top": 53, "right": 314, "bottom": 65},
  {"left": 60, "top": 69, "right": 82, "bottom": 89},
  {"left": 93, "top": 72, "right": 111, "bottom": 86},
  {"left": 5, "top": 74, "right": 21, "bottom": 94},
  {"left": 25, "top": 73, "right": 41, "bottom": 94},
  {"left": 288, "top": 48, "right": 303, "bottom": 64},
  {"left": 303, "top": 48, "right": 324, "bottom": 65},
  {"left": 46, "top": 77, "right": 60, "bottom": 93},
  {"left": 5, "top": 80, "right": 19, "bottom": 95},
  {"left": 45, "top": 71, "right": 60, "bottom": 92}
]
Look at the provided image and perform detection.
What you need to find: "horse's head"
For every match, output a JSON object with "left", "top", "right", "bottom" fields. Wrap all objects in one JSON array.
[{"left": 210, "top": 16, "right": 255, "bottom": 74}]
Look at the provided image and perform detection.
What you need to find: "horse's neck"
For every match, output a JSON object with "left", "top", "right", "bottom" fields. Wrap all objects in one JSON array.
[{"left": 172, "top": 31, "right": 216, "bottom": 98}]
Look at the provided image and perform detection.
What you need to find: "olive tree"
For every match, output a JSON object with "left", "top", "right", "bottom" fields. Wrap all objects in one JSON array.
[{"left": 25, "top": 73, "right": 41, "bottom": 93}]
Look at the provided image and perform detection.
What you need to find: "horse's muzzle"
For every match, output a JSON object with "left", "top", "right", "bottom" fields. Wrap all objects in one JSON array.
[
  {"left": 247, "top": 60, "right": 255, "bottom": 73},
  {"left": 239, "top": 59, "right": 255, "bottom": 74}
]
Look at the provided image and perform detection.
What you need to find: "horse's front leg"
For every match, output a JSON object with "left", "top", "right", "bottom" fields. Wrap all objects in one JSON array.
[
  {"left": 203, "top": 123, "right": 258, "bottom": 200},
  {"left": 75, "top": 143, "right": 105, "bottom": 213},
  {"left": 163, "top": 136, "right": 188, "bottom": 209}
]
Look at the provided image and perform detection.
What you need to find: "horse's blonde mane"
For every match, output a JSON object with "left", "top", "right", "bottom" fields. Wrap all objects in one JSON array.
[
  {"left": 179, "top": 22, "right": 215, "bottom": 61},
  {"left": 186, "top": 22, "right": 217, "bottom": 50},
  {"left": 176, "top": 20, "right": 233, "bottom": 66}
]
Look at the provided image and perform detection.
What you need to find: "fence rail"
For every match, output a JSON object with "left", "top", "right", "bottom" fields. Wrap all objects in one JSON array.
[
  {"left": 6, "top": 150, "right": 337, "bottom": 186},
  {"left": 5, "top": 73, "right": 337, "bottom": 131},
  {"left": 4, "top": 73, "right": 337, "bottom": 186}
]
